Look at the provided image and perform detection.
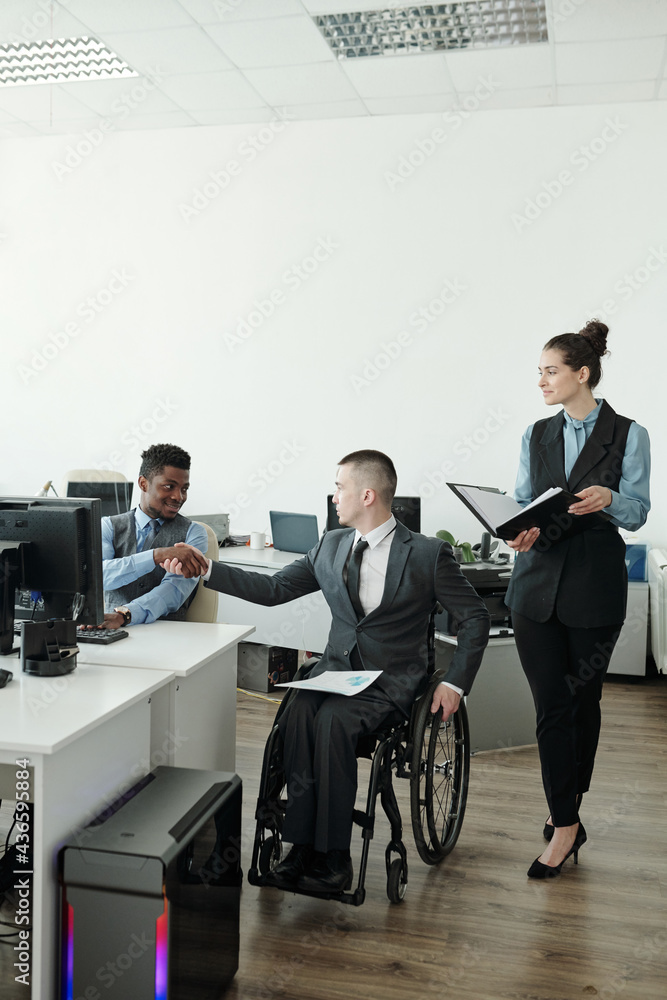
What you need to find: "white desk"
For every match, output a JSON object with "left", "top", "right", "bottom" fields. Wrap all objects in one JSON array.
[
  {"left": 0, "top": 661, "right": 173, "bottom": 999},
  {"left": 216, "top": 546, "right": 331, "bottom": 652},
  {"left": 77, "top": 620, "right": 254, "bottom": 771}
]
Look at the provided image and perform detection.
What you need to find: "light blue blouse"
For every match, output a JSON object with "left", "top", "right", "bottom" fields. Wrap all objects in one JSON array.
[{"left": 513, "top": 399, "right": 651, "bottom": 532}]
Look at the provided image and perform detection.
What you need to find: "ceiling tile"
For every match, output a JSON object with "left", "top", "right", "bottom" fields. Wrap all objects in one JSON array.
[
  {"left": 101, "top": 27, "right": 233, "bottom": 76},
  {"left": 64, "top": 0, "right": 194, "bottom": 33},
  {"left": 287, "top": 98, "right": 369, "bottom": 119},
  {"left": 555, "top": 38, "right": 665, "bottom": 85},
  {"left": 106, "top": 110, "right": 198, "bottom": 130},
  {"left": 0, "top": 1, "right": 89, "bottom": 43},
  {"left": 0, "top": 119, "right": 38, "bottom": 136},
  {"left": 245, "top": 61, "right": 358, "bottom": 105},
  {"left": 205, "top": 14, "right": 333, "bottom": 68},
  {"left": 465, "top": 84, "right": 553, "bottom": 109},
  {"left": 159, "top": 69, "right": 266, "bottom": 109},
  {"left": 549, "top": 0, "right": 667, "bottom": 43},
  {"left": 342, "top": 53, "right": 453, "bottom": 99},
  {"left": 557, "top": 81, "right": 658, "bottom": 105},
  {"left": 58, "top": 76, "right": 183, "bottom": 119},
  {"left": 180, "top": 0, "right": 305, "bottom": 23},
  {"left": 189, "top": 107, "right": 282, "bottom": 125},
  {"left": 363, "top": 93, "right": 458, "bottom": 116},
  {"left": 445, "top": 44, "right": 552, "bottom": 93},
  {"left": 0, "top": 81, "right": 97, "bottom": 122}
]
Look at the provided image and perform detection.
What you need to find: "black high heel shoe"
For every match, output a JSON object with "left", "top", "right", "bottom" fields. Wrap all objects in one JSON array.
[
  {"left": 528, "top": 822, "right": 587, "bottom": 879},
  {"left": 543, "top": 794, "right": 583, "bottom": 841}
]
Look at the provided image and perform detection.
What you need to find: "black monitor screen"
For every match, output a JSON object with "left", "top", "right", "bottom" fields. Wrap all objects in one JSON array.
[
  {"left": 0, "top": 497, "right": 104, "bottom": 631},
  {"left": 326, "top": 495, "right": 421, "bottom": 533},
  {"left": 67, "top": 480, "right": 133, "bottom": 518}
]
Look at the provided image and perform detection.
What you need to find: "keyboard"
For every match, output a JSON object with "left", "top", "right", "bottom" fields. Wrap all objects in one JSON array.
[
  {"left": 13, "top": 622, "right": 129, "bottom": 645},
  {"left": 75, "top": 627, "right": 129, "bottom": 645}
]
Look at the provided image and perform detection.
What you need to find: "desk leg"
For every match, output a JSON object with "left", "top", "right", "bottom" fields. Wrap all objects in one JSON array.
[{"left": 29, "top": 699, "right": 151, "bottom": 999}]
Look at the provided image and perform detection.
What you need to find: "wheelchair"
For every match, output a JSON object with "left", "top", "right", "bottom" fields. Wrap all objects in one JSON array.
[{"left": 247, "top": 616, "right": 470, "bottom": 905}]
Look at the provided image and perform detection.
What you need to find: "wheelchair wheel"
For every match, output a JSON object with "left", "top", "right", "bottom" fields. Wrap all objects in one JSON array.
[
  {"left": 386, "top": 858, "right": 407, "bottom": 904},
  {"left": 259, "top": 834, "right": 282, "bottom": 876},
  {"left": 410, "top": 695, "right": 470, "bottom": 865}
]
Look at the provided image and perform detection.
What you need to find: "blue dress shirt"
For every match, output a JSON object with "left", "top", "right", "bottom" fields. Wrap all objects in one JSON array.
[
  {"left": 514, "top": 399, "right": 651, "bottom": 531},
  {"left": 102, "top": 507, "right": 208, "bottom": 624}
]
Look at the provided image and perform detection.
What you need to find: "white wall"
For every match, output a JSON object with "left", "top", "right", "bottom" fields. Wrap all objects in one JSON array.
[{"left": 1, "top": 99, "right": 664, "bottom": 547}]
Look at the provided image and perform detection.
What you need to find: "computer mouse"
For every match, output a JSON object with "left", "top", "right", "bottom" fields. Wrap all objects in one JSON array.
[{"left": 0, "top": 668, "right": 13, "bottom": 688}]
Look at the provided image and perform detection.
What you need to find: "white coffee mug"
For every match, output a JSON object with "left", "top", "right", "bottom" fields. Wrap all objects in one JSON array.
[{"left": 250, "top": 531, "right": 266, "bottom": 550}]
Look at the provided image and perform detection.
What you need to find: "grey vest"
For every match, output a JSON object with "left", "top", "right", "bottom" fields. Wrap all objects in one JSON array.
[{"left": 105, "top": 509, "right": 194, "bottom": 621}]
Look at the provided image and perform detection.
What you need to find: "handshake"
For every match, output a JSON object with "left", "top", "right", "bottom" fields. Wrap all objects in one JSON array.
[{"left": 160, "top": 542, "right": 211, "bottom": 579}]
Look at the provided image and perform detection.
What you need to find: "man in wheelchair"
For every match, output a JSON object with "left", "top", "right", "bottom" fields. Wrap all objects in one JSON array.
[{"left": 163, "top": 450, "right": 490, "bottom": 894}]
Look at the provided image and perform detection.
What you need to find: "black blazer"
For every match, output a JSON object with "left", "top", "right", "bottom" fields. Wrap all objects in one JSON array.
[
  {"left": 506, "top": 400, "right": 632, "bottom": 627},
  {"left": 206, "top": 522, "right": 490, "bottom": 712}
]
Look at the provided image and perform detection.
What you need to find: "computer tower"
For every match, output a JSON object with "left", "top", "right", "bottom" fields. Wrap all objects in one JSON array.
[{"left": 59, "top": 767, "right": 241, "bottom": 1000}]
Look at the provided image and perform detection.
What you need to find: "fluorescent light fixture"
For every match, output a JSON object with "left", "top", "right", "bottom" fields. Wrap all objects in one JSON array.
[
  {"left": 0, "top": 36, "right": 138, "bottom": 87},
  {"left": 315, "top": 1, "right": 548, "bottom": 58}
]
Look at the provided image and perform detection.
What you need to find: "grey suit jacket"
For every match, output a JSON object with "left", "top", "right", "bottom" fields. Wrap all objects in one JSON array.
[{"left": 207, "top": 522, "right": 489, "bottom": 713}]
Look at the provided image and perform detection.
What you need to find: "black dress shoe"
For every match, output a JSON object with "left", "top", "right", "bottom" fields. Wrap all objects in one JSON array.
[
  {"left": 263, "top": 844, "right": 313, "bottom": 889},
  {"left": 298, "top": 850, "right": 353, "bottom": 893}
]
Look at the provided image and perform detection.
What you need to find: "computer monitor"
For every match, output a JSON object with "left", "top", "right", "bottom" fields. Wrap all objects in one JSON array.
[
  {"left": 67, "top": 480, "right": 133, "bottom": 518},
  {"left": 326, "top": 495, "right": 421, "bottom": 533},
  {"left": 0, "top": 496, "right": 104, "bottom": 655}
]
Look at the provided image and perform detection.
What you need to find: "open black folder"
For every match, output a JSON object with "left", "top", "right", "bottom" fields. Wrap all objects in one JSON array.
[{"left": 447, "top": 483, "right": 612, "bottom": 542}]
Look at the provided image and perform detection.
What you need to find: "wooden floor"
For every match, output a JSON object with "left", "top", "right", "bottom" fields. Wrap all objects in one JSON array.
[{"left": 1, "top": 668, "right": 665, "bottom": 1000}]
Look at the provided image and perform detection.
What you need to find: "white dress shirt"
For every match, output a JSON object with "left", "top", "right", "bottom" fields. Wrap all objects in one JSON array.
[{"left": 352, "top": 515, "right": 463, "bottom": 697}]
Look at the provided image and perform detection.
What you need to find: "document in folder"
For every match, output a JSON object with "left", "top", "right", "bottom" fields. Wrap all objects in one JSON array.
[{"left": 447, "top": 483, "right": 612, "bottom": 542}]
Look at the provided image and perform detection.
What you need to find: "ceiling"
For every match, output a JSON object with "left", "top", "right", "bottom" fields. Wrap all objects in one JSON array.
[{"left": 0, "top": 0, "right": 666, "bottom": 139}]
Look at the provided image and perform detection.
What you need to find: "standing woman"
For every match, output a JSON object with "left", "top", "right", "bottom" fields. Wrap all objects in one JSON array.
[{"left": 505, "top": 320, "right": 650, "bottom": 879}]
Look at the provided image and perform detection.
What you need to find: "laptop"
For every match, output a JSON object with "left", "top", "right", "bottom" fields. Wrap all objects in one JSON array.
[{"left": 269, "top": 511, "right": 319, "bottom": 554}]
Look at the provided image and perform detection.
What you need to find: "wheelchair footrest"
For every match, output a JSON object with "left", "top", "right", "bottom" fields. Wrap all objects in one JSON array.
[{"left": 352, "top": 808, "right": 373, "bottom": 832}]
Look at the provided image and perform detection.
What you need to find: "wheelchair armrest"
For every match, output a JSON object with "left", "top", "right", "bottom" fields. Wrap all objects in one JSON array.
[{"left": 294, "top": 657, "right": 319, "bottom": 681}]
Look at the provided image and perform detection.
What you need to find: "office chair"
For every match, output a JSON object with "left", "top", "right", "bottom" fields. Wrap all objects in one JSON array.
[{"left": 184, "top": 521, "right": 219, "bottom": 623}]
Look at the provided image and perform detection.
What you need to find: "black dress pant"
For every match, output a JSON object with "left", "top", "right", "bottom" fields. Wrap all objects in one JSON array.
[
  {"left": 277, "top": 685, "right": 400, "bottom": 853},
  {"left": 512, "top": 611, "right": 622, "bottom": 827}
]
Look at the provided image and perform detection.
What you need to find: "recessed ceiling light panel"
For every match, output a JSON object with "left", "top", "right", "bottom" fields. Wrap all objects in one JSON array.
[
  {"left": 315, "top": 1, "right": 548, "bottom": 58},
  {"left": 0, "top": 37, "right": 138, "bottom": 87}
]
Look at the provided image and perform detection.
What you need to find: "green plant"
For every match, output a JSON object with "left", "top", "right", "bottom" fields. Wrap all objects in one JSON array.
[{"left": 436, "top": 530, "right": 476, "bottom": 563}]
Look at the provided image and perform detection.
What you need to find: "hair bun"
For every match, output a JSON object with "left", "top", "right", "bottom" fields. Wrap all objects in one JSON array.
[{"left": 579, "top": 318, "right": 609, "bottom": 357}]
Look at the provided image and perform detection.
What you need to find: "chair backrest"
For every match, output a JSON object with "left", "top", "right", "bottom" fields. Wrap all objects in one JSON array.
[
  {"left": 61, "top": 468, "right": 129, "bottom": 494},
  {"left": 184, "top": 521, "right": 219, "bottom": 623}
]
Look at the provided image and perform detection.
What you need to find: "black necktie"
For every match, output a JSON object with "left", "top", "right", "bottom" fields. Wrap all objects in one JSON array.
[{"left": 346, "top": 538, "right": 368, "bottom": 619}]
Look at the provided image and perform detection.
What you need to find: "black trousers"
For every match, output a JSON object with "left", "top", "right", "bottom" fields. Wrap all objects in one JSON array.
[
  {"left": 277, "top": 686, "right": 401, "bottom": 853},
  {"left": 512, "top": 611, "right": 622, "bottom": 827}
]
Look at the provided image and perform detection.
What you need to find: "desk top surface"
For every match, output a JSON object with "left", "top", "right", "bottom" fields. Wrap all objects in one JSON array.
[
  {"left": 218, "top": 545, "right": 304, "bottom": 570},
  {"left": 75, "top": 620, "right": 255, "bottom": 674},
  {"left": 0, "top": 662, "right": 173, "bottom": 756}
]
